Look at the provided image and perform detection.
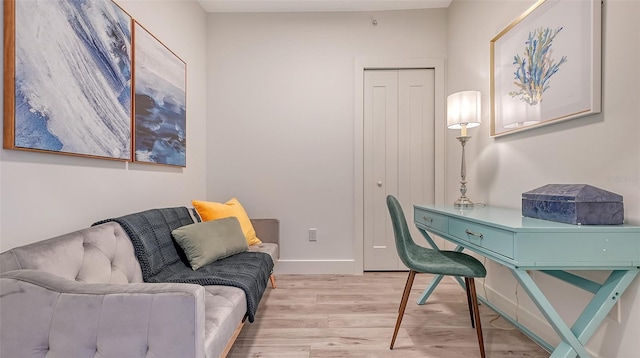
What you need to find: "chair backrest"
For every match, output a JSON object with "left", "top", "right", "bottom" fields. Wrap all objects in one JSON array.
[{"left": 386, "top": 195, "right": 428, "bottom": 268}]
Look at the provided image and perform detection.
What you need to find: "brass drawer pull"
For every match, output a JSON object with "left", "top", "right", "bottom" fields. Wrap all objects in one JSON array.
[
  {"left": 423, "top": 216, "right": 433, "bottom": 224},
  {"left": 465, "top": 229, "right": 484, "bottom": 239}
]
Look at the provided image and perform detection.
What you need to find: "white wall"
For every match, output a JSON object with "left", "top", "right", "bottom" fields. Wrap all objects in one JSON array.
[
  {"left": 206, "top": 9, "right": 447, "bottom": 273},
  {"left": 0, "top": 0, "right": 208, "bottom": 251},
  {"left": 447, "top": 1, "right": 640, "bottom": 357}
]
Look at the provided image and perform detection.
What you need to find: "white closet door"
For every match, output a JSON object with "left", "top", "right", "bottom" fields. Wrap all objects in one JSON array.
[{"left": 364, "top": 69, "right": 435, "bottom": 271}]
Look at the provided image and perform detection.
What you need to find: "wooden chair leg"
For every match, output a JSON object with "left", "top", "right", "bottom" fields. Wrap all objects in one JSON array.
[
  {"left": 468, "top": 278, "right": 486, "bottom": 358},
  {"left": 269, "top": 274, "right": 277, "bottom": 288},
  {"left": 464, "top": 277, "right": 475, "bottom": 328},
  {"left": 398, "top": 270, "right": 414, "bottom": 313},
  {"left": 391, "top": 270, "right": 416, "bottom": 350}
]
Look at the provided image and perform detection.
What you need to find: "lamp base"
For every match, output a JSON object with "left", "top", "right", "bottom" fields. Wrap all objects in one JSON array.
[
  {"left": 454, "top": 136, "right": 474, "bottom": 208},
  {"left": 454, "top": 196, "right": 475, "bottom": 208}
]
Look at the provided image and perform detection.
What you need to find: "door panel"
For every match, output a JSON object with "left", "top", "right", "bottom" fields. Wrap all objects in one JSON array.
[
  {"left": 399, "top": 70, "right": 436, "bottom": 249},
  {"left": 364, "top": 70, "right": 398, "bottom": 270},
  {"left": 364, "top": 69, "right": 435, "bottom": 271}
]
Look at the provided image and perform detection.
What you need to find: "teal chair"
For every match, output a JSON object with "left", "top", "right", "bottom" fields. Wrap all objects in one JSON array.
[{"left": 386, "top": 195, "right": 487, "bottom": 358}]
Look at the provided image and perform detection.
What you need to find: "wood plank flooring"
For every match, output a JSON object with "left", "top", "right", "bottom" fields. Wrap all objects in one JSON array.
[{"left": 228, "top": 272, "right": 550, "bottom": 357}]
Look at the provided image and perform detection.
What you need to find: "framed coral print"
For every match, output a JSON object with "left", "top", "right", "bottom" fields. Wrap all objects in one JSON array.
[
  {"left": 133, "top": 21, "right": 186, "bottom": 167},
  {"left": 490, "top": 0, "right": 601, "bottom": 137},
  {"left": 3, "top": 0, "right": 132, "bottom": 160}
]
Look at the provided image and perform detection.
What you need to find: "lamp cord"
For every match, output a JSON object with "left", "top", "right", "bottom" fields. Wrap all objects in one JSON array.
[{"left": 482, "top": 257, "right": 517, "bottom": 331}]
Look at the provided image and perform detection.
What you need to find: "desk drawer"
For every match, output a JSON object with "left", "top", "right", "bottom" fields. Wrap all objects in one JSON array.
[
  {"left": 449, "top": 218, "right": 514, "bottom": 259},
  {"left": 414, "top": 208, "right": 448, "bottom": 233}
]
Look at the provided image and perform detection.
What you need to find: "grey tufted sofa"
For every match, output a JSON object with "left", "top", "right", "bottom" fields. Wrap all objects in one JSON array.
[{"left": 0, "top": 217, "right": 279, "bottom": 358}]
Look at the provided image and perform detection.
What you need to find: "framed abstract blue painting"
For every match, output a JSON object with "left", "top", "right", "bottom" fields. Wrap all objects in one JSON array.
[
  {"left": 133, "top": 21, "right": 186, "bottom": 167},
  {"left": 490, "top": 0, "right": 601, "bottom": 137},
  {"left": 3, "top": 0, "right": 133, "bottom": 160}
]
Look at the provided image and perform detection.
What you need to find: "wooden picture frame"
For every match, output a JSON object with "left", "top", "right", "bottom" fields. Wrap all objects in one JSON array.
[
  {"left": 3, "top": 0, "right": 133, "bottom": 160},
  {"left": 490, "top": 0, "right": 602, "bottom": 137},
  {"left": 133, "top": 21, "right": 186, "bottom": 167}
]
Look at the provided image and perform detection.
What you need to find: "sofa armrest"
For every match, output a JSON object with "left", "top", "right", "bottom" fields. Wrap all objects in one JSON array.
[
  {"left": 1, "top": 269, "right": 206, "bottom": 358},
  {"left": 251, "top": 219, "right": 279, "bottom": 245}
]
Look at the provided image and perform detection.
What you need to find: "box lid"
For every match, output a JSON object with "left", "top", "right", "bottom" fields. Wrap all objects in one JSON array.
[{"left": 522, "top": 184, "right": 623, "bottom": 203}]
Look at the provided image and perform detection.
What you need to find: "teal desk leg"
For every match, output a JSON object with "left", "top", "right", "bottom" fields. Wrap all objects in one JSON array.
[
  {"left": 551, "top": 270, "right": 639, "bottom": 358},
  {"left": 416, "top": 274, "right": 445, "bottom": 305},
  {"left": 416, "top": 228, "right": 465, "bottom": 305}
]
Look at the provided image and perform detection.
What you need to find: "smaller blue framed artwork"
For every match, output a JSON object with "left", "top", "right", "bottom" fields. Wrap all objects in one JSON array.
[
  {"left": 133, "top": 21, "right": 186, "bottom": 167},
  {"left": 490, "top": 0, "right": 601, "bottom": 137}
]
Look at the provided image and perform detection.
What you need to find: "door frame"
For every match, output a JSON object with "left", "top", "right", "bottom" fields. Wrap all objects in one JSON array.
[{"left": 354, "top": 57, "right": 446, "bottom": 274}]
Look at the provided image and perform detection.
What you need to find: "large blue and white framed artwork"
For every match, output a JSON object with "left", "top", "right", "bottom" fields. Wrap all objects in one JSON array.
[
  {"left": 490, "top": 0, "right": 601, "bottom": 137},
  {"left": 133, "top": 21, "right": 186, "bottom": 167},
  {"left": 3, "top": 0, "right": 133, "bottom": 160}
]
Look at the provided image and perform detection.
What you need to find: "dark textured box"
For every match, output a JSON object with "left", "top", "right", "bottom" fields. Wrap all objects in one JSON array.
[{"left": 522, "top": 184, "right": 624, "bottom": 225}]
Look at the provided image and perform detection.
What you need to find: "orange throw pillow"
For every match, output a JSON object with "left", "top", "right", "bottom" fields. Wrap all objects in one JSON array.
[{"left": 192, "top": 198, "right": 262, "bottom": 246}]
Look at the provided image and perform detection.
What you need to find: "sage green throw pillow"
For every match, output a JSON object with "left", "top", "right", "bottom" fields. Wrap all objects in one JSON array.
[{"left": 172, "top": 217, "right": 249, "bottom": 270}]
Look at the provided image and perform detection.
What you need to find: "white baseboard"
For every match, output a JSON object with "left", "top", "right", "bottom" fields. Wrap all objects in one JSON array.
[
  {"left": 274, "top": 259, "right": 355, "bottom": 274},
  {"left": 479, "top": 280, "right": 558, "bottom": 345}
]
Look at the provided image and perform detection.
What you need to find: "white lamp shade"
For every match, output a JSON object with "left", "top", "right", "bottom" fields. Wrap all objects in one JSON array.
[
  {"left": 447, "top": 91, "right": 481, "bottom": 129},
  {"left": 501, "top": 93, "right": 541, "bottom": 128}
]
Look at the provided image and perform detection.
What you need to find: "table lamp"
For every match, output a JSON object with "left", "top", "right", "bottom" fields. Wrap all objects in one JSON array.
[{"left": 447, "top": 91, "right": 481, "bottom": 208}]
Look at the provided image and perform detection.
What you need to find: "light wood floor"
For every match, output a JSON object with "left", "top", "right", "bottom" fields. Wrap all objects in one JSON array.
[{"left": 228, "top": 272, "right": 550, "bottom": 357}]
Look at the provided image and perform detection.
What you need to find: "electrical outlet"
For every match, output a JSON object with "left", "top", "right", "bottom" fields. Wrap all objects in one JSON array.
[{"left": 309, "top": 228, "right": 317, "bottom": 241}]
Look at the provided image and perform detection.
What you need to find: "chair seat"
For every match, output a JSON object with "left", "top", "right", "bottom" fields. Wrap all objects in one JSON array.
[{"left": 406, "top": 248, "right": 486, "bottom": 278}]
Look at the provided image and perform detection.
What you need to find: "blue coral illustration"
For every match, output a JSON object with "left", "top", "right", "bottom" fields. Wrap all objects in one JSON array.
[{"left": 510, "top": 26, "right": 567, "bottom": 105}]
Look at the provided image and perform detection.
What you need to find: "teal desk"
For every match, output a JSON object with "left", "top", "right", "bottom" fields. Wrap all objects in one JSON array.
[{"left": 413, "top": 204, "right": 640, "bottom": 358}]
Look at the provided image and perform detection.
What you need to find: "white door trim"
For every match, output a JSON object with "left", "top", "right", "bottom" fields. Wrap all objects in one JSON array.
[{"left": 354, "top": 57, "right": 446, "bottom": 275}]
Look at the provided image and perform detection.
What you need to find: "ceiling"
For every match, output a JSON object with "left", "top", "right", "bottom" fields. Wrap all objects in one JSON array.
[{"left": 196, "top": 0, "right": 452, "bottom": 13}]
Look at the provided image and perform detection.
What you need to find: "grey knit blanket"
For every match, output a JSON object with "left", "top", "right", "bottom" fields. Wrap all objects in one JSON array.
[{"left": 93, "top": 207, "right": 273, "bottom": 322}]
